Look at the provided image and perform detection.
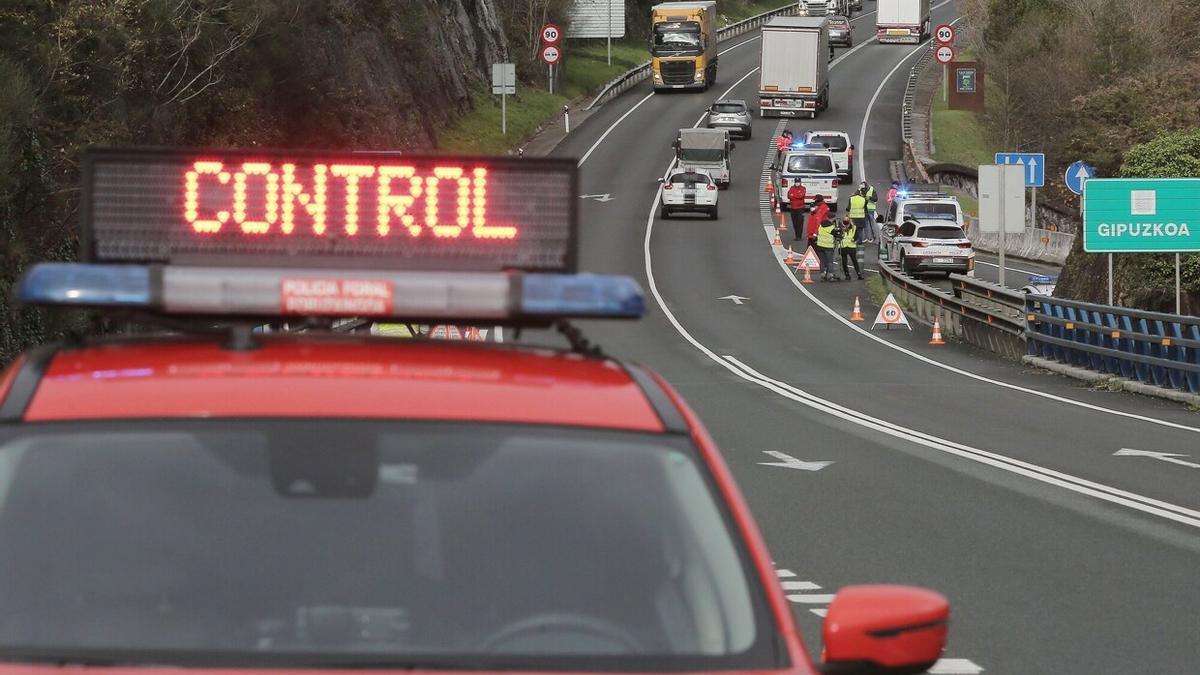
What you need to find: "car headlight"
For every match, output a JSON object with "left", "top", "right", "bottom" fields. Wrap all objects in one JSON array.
[
  {"left": 694, "top": 70, "right": 705, "bottom": 81},
  {"left": 653, "top": 72, "right": 662, "bottom": 82}
]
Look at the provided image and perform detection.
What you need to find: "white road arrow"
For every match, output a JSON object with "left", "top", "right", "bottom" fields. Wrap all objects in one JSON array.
[
  {"left": 718, "top": 295, "right": 750, "bottom": 305},
  {"left": 1114, "top": 448, "right": 1200, "bottom": 469},
  {"left": 758, "top": 451, "right": 833, "bottom": 472},
  {"left": 579, "top": 193, "right": 614, "bottom": 202}
]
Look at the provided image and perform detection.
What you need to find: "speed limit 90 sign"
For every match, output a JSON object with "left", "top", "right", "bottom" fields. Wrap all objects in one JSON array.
[
  {"left": 934, "top": 24, "right": 955, "bottom": 44},
  {"left": 541, "top": 24, "right": 561, "bottom": 44}
]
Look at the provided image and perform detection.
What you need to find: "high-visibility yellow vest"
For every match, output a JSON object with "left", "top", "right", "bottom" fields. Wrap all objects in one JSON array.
[
  {"left": 817, "top": 223, "right": 836, "bottom": 248},
  {"left": 848, "top": 194, "right": 867, "bottom": 218},
  {"left": 841, "top": 223, "right": 856, "bottom": 249}
]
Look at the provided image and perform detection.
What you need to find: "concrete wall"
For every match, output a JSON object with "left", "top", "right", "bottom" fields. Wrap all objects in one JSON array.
[{"left": 962, "top": 217, "right": 1075, "bottom": 266}]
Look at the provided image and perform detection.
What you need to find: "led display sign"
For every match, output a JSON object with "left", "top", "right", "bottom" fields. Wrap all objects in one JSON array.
[{"left": 81, "top": 148, "right": 578, "bottom": 271}]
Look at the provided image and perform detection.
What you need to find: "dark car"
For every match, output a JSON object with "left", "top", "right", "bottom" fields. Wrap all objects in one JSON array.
[{"left": 828, "top": 16, "right": 853, "bottom": 46}]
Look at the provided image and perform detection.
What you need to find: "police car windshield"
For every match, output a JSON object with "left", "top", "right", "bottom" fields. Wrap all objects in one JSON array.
[
  {"left": 906, "top": 202, "right": 958, "bottom": 220},
  {"left": 808, "top": 135, "right": 848, "bottom": 151},
  {"left": 785, "top": 154, "right": 834, "bottom": 174},
  {"left": 917, "top": 225, "right": 968, "bottom": 239},
  {"left": 670, "top": 172, "right": 711, "bottom": 185},
  {"left": 0, "top": 420, "right": 776, "bottom": 671}
]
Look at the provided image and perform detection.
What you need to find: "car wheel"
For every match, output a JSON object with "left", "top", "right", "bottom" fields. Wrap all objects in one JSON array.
[
  {"left": 661, "top": 205, "right": 670, "bottom": 219},
  {"left": 744, "top": 128, "right": 752, "bottom": 140},
  {"left": 709, "top": 205, "right": 719, "bottom": 220}
]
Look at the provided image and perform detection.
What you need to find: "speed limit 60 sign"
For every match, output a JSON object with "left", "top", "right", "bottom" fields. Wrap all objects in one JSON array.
[
  {"left": 934, "top": 23, "right": 955, "bottom": 44},
  {"left": 541, "top": 24, "right": 562, "bottom": 44},
  {"left": 934, "top": 44, "right": 955, "bottom": 64},
  {"left": 540, "top": 44, "right": 562, "bottom": 65}
]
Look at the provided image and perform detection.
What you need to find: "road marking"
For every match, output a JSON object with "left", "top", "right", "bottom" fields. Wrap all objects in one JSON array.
[
  {"left": 929, "top": 659, "right": 986, "bottom": 674},
  {"left": 787, "top": 593, "right": 837, "bottom": 604},
  {"left": 1114, "top": 448, "right": 1200, "bottom": 469},
  {"left": 727, "top": 352, "right": 1200, "bottom": 528},
  {"left": 808, "top": 608, "right": 828, "bottom": 618},
  {"left": 759, "top": 450, "right": 833, "bottom": 471},
  {"left": 718, "top": 294, "right": 750, "bottom": 305},
  {"left": 781, "top": 580, "right": 822, "bottom": 591},
  {"left": 579, "top": 193, "right": 614, "bottom": 202},
  {"left": 973, "top": 257, "right": 1047, "bottom": 276}
]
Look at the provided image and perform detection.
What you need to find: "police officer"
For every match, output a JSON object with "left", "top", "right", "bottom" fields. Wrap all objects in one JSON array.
[
  {"left": 839, "top": 217, "right": 864, "bottom": 280},
  {"left": 860, "top": 182, "right": 878, "bottom": 243},
  {"left": 815, "top": 218, "right": 838, "bottom": 281},
  {"left": 786, "top": 182, "right": 808, "bottom": 242},
  {"left": 847, "top": 188, "right": 868, "bottom": 246}
]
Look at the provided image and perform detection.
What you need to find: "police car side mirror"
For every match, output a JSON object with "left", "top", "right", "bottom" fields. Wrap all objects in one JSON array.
[{"left": 657, "top": 178, "right": 665, "bottom": 184}]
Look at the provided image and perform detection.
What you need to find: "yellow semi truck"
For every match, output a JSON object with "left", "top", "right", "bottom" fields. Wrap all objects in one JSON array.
[{"left": 650, "top": 1, "right": 718, "bottom": 91}]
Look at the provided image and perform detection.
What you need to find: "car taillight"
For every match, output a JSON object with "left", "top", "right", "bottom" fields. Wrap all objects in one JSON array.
[
  {"left": 958, "top": 242, "right": 972, "bottom": 248},
  {"left": 781, "top": 178, "right": 789, "bottom": 187},
  {"left": 664, "top": 183, "right": 673, "bottom": 190},
  {"left": 911, "top": 241, "right": 928, "bottom": 247},
  {"left": 707, "top": 184, "right": 717, "bottom": 191},
  {"left": 832, "top": 179, "right": 839, "bottom": 188}
]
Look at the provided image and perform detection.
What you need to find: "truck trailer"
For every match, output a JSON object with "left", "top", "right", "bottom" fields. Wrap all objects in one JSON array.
[
  {"left": 876, "top": 0, "right": 930, "bottom": 44},
  {"left": 650, "top": 2, "right": 718, "bottom": 91},
  {"left": 758, "top": 17, "right": 830, "bottom": 118}
]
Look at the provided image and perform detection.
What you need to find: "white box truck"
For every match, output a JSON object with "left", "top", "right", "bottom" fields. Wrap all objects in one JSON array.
[
  {"left": 758, "top": 17, "right": 829, "bottom": 119},
  {"left": 876, "top": 0, "right": 930, "bottom": 44}
]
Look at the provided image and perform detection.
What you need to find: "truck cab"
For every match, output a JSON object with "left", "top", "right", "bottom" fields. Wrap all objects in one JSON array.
[
  {"left": 674, "top": 128, "right": 733, "bottom": 189},
  {"left": 650, "top": 2, "right": 718, "bottom": 91}
]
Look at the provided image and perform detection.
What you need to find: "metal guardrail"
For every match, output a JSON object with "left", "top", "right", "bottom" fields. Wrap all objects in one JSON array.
[
  {"left": 900, "top": 47, "right": 932, "bottom": 143},
  {"left": 584, "top": 5, "right": 798, "bottom": 111},
  {"left": 877, "top": 261, "right": 1024, "bottom": 336},
  {"left": 1027, "top": 295, "right": 1200, "bottom": 394}
]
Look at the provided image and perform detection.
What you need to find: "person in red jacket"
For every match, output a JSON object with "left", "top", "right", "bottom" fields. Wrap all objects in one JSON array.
[
  {"left": 773, "top": 130, "right": 793, "bottom": 169},
  {"left": 786, "top": 182, "right": 807, "bottom": 241},
  {"left": 805, "top": 194, "right": 829, "bottom": 250}
]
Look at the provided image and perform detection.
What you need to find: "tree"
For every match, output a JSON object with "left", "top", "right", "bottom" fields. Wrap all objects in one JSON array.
[{"left": 1119, "top": 130, "right": 1200, "bottom": 178}]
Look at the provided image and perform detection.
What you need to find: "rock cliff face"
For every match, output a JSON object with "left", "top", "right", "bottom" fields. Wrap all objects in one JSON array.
[{"left": 235, "top": 0, "right": 510, "bottom": 150}]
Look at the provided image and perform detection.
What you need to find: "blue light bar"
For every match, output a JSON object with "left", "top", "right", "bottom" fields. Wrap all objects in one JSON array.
[
  {"left": 17, "top": 263, "right": 152, "bottom": 307},
  {"left": 521, "top": 274, "right": 645, "bottom": 319},
  {"left": 1028, "top": 275, "right": 1055, "bottom": 284},
  {"left": 17, "top": 263, "right": 645, "bottom": 322}
]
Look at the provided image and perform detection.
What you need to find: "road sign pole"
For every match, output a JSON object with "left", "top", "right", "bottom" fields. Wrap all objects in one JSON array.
[
  {"left": 999, "top": 168, "right": 1007, "bottom": 287},
  {"left": 1108, "top": 253, "right": 1113, "bottom": 305},
  {"left": 1176, "top": 253, "right": 1181, "bottom": 314},
  {"left": 1031, "top": 186, "right": 1036, "bottom": 230},
  {"left": 501, "top": 91, "right": 507, "bottom": 135},
  {"left": 943, "top": 64, "right": 948, "bottom": 102},
  {"left": 607, "top": 0, "right": 612, "bottom": 65}
]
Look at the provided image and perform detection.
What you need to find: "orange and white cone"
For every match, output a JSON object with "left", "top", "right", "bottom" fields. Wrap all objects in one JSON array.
[
  {"left": 850, "top": 296, "right": 864, "bottom": 321},
  {"left": 773, "top": 231, "right": 782, "bottom": 246},
  {"left": 800, "top": 267, "right": 814, "bottom": 284},
  {"left": 784, "top": 247, "right": 796, "bottom": 265},
  {"left": 929, "top": 316, "right": 946, "bottom": 345}
]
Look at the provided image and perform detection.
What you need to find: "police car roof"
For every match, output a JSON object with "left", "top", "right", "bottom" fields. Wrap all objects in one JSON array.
[{"left": 2, "top": 336, "right": 669, "bottom": 431}]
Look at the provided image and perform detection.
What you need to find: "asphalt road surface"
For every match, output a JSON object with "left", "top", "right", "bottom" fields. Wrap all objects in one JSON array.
[{"left": 552, "top": 1, "right": 1200, "bottom": 671}]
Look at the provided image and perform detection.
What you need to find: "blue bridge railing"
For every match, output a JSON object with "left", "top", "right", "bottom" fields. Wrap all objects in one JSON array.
[{"left": 1026, "top": 295, "right": 1200, "bottom": 395}]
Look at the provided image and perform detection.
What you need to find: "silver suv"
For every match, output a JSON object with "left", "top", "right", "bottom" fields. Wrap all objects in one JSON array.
[{"left": 706, "top": 99, "right": 752, "bottom": 139}]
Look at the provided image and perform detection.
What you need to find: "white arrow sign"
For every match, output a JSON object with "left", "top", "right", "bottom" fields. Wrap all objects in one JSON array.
[
  {"left": 1027, "top": 156, "right": 1038, "bottom": 183},
  {"left": 758, "top": 451, "right": 833, "bottom": 472},
  {"left": 718, "top": 295, "right": 750, "bottom": 305},
  {"left": 579, "top": 193, "right": 614, "bottom": 202},
  {"left": 1114, "top": 448, "right": 1200, "bottom": 469}
]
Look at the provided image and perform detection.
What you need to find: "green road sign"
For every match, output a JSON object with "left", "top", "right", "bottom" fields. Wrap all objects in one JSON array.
[
  {"left": 955, "top": 68, "right": 976, "bottom": 93},
  {"left": 1083, "top": 178, "right": 1200, "bottom": 252}
]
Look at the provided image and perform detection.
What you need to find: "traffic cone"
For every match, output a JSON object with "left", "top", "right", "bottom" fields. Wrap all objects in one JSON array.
[
  {"left": 929, "top": 316, "right": 946, "bottom": 345},
  {"left": 784, "top": 247, "right": 796, "bottom": 265},
  {"left": 850, "top": 296, "right": 864, "bottom": 321},
  {"left": 800, "top": 267, "right": 814, "bottom": 284},
  {"left": 772, "top": 231, "right": 782, "bottom": 246}
]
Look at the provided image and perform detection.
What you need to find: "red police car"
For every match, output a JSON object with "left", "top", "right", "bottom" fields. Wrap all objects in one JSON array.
[{"left": 0, "top": 148, "right": 950, "bottom": 674}]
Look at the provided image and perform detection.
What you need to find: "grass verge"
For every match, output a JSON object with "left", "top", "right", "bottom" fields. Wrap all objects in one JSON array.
[
  {"left": 438, "top": 85, "right": 567, "bottom": 155},
  {"left": 865, "top": 274, "right": 888, "bottom": 306},
  {"left": 930, "top": 73, "right": 995, "bottom": 167}
]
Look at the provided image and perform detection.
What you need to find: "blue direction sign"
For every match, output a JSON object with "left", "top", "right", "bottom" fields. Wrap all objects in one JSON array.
[
  {"left": 1083, "top": 178, "right": 1200, "bottom": 252},
  {"left": 995, "top": 152, "right": 1045, "bottom": 187},
  {"left": 1065, "top": 160, "right": 1096, "bottom": 195}
]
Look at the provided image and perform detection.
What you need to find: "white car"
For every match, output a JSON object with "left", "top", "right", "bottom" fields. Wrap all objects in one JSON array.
[
  {"left": 773, "top": 147, "right": 840, "bottom": 212},
  {"left": 803, "top": 130, "right": 854, "bottom": 179},
  {"left": 889, "top": 218, "right": 976, "bottom": 276},
  {"left": 884, "top": 188, "right": 965, "bottom": 229},
  {"left": 1022, "top": 274, "right": 1056, "bottom": 295},
  {"left": 659, "top": 168, "right": 719, "bottom": 219}
]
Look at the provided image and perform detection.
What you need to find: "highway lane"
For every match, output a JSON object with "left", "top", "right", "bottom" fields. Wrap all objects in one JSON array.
[{"left": 553, "top": 3, "right": 1200, "bottom": 671}]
